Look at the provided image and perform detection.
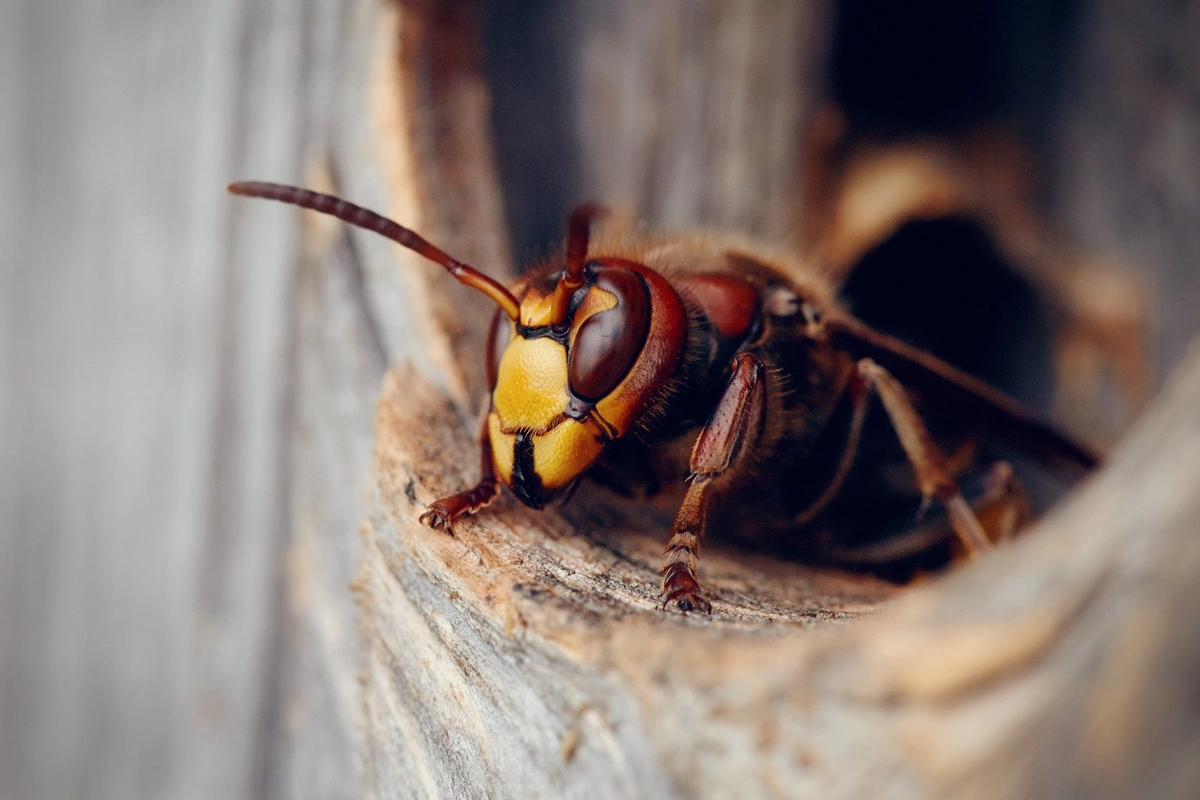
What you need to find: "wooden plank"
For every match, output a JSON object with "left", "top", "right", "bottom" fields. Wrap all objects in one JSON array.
[{"left": 0, "top": 1, "right": 377, "bottom": 797}]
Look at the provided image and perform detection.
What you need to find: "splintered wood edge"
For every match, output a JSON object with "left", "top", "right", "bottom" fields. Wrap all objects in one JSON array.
[{"left": 359, "top": 341, "right": 1200, "bottom": 796}]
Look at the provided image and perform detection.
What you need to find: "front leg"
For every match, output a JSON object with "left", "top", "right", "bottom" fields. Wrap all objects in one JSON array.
[
  {"left": 419, "top": 413, "right": 501, "bottom": 535},
  {"left": 661, "top": 352, "right": 768, "bottom": 612}
]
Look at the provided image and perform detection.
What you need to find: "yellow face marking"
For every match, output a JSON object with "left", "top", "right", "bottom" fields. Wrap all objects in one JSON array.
[
  {"left": 487, "top": 412, "right": 515, "bottom": 484},
  {"left": 594, "top": 390, "right": 629, "bottom": 438},
  {"left": 492, "top": 336, "right": 570, "bottom": 432},
  {"left": 520, "top": 292, "right": 555, "bottom": 327},
  {"left": 489, "top": 283, "right": 624, "bottom": 492},
  {"left": 531, "top": 419, "right": 605, "bottom": 489}
]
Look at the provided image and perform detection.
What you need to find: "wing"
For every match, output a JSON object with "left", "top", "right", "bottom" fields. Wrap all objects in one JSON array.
[{"left": 825, "top": 313, "right": 1100, "bottom": 473}]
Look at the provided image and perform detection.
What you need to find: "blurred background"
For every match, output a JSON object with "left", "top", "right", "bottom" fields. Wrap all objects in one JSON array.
[{"left": 3, "top": 0, "right": 1198, "bottom": 798}]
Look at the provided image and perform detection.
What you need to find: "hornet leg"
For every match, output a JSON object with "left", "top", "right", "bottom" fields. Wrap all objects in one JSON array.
[
  {"left": 661, "top": 352, "right": 768, "bottom": 612},
  {"left": 856, "top": 358, "right": 993, "bottom": 557},
  {"left": 420, "top": 413, "right": 501, "bottom": 535}
]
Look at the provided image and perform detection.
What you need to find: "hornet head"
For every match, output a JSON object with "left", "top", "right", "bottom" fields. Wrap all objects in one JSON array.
[
  {"left": 226, "top": 183, "right": 686, "bottom": 508},
  {"left": 482, "top": 207, "right": 687, "bottom": 507}
]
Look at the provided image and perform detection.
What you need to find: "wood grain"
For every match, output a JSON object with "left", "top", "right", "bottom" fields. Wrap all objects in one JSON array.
[
  {"left": 1051, "top": 0, "right": 1200, "bottom": 376},
  {"left": 4, "top": 0, "right": 1199, "bottom": 798},
  {"left": 1, "top": 1, "right": 389, "bottom": 797}
]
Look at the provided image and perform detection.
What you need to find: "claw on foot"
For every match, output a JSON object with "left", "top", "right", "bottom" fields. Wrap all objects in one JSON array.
[
  {"left": 661, "top": 565, "right": 712, "bottom": 614},
  {"left": 418, "top": 506, "right": 455, "bottom": 535},
  {"left": 664, "top": 590, "right": 712, "bottom": 614},
  {"left": 417, "top": 480, "right": 499, "bottom": 536}
]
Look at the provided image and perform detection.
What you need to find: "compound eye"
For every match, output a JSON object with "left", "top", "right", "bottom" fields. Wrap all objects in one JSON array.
[
  {"left": 568, "top": 269, "right": 651, "bottom": 402},
  {"left": 485, "top": 306, "right": 511, "bottom": 389}
]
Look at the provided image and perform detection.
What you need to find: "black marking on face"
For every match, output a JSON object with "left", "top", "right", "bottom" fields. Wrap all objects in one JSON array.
[
  {"left": 510, "top": 431, "right": 551, "bottom": 509},
  {"left": 516, "top": 324, "right": 568, "bottom": 344}
]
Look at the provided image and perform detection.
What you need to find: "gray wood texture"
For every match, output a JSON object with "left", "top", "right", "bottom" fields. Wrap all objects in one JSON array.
[
  {"left": 3, "top": 1, "right": 392, "bottom": 797},
  {"left": 3, "top": 0, "right": 1198, "bottom": 798},
  {"left": 1052, "top": 0, "right": 1200, "bottom": 375}
]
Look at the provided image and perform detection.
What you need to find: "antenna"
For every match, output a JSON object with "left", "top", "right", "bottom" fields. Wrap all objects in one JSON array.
[
  {"left": 228, "top": 181, "right": 520, "bottom": 320},
  {"left": 549, "top": 204, "right": 607, "bottom": 328}
]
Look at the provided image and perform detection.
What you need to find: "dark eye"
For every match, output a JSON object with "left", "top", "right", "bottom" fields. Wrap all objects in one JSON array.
[
  {"left": 485, "top": 307, "right": 511, "bottom": 389},
  {"left": 568, "top": 269, "right": 651, "bottom": 402}
]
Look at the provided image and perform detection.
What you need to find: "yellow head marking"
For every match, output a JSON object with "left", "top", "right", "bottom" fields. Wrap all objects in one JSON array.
[
  {"left": 492, "top": 336, "right": 570, "bottom": 431},
  {"left": 487, "top": 412, "right": 515, "bottom": 484},
  {"left": 520, "top": 293, "right": 555, "bottom": 327},
  {"left": 531, "top": 420, "right": 605, "bottom": 490}
]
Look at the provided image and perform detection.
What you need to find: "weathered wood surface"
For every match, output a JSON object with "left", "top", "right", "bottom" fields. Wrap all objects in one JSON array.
[
  {"left": 1051, "top": 0, "right": 1200, "bottom": 376},
  {"left": 482, "top": 0, "right": 832, "bottom": 256},
  {"left": 362, "top": 343, "right": 1200, "bottom": 799},
  {"left": 3, "top": 0, "right": 1200, "bottom": 799},
  {"left": 2, "top": 1, "right": 396, "bottom": 797},
  {"left": 355, "top": 2, "right": 1200, "bottom": 799},
  {"left": 356, "top": 1, "right": 1200, "bottom": 798}
]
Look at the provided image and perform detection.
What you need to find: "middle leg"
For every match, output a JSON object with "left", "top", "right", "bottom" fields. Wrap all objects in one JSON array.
[{"left": 661, "top": 352, "right": 768, "bottom": 612}]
